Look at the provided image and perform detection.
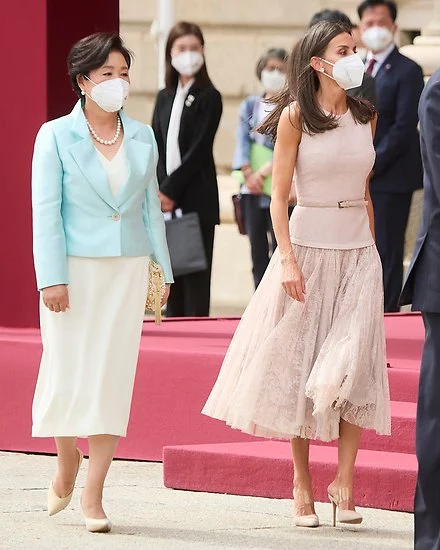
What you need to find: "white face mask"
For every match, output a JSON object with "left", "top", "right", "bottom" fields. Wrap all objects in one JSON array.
[
  {"left": 83, "top": 76, "right": 130, "bottom": 112},
  {"left": 171, "top": 51, "right": 204, "bottom": 77},
  {"left": 261, "top": 69, "right": 285, "bottom": 93},
  {"left": 362, "top": 26, "right": 394, "bottom": 53},
  {"left": 319, "top": 54, "right": 365, "bottom": 91}
]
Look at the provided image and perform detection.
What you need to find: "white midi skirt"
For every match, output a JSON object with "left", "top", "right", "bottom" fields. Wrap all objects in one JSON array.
[
  {"left": 32, "top": 256, "right": 149, "bottom": 438},
  {"left": 202, "top": 245, "right": 391, "bottom": 442}
]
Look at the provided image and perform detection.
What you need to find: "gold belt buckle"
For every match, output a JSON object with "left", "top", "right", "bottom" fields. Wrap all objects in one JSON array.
[{"left": 338, "top": 201, "right": 350, "bottom": 208}]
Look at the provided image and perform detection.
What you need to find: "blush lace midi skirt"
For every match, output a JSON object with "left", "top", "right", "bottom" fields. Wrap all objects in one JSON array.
[{"left": 202, "top": 244, "right": 391, "bottom": 442}]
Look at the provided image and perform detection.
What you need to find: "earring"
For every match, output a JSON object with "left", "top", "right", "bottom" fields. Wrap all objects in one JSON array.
[
  {"left": 81, "top": 90, "right": 85, "bottom": 95},
  {"left": 320, "top": 67, "right": 325, "bottom": 73}
]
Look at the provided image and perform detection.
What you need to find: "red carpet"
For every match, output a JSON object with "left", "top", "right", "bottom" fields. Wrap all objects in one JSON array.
[
  {"left": 0, "top": 313, "right": 423, "bottom": 511},
  {"left": 161, "top": 313, "right": 422, "bottom": 512},
  {"left": 163, "top": 441, "right": 417, "bottom": 512},
  {"left": 0, "top": 318, "right": 253, "bottom": 459}
]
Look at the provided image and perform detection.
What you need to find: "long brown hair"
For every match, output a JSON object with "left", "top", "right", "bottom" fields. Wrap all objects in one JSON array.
[
  {"left": 165, "top": 21, "right": 212, "bottom": 90},
  {"left": 259, "top": 21, "right": 376, "bottom": 139}
]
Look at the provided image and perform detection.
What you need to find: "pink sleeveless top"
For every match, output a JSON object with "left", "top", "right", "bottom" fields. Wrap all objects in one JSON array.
[{"left": 289, "top": 110, "right": 375, "bottom": 249}]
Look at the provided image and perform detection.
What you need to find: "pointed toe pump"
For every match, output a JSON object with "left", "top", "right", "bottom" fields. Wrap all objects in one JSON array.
[
  {"left": 80, "top": 501, "right": 112, "bottom": 533},
  {"left": 293, "top": 487, "right": 320, "bottom": 528},
  {"left": 47, "top": 448, "right": 84, "bottom": 517},
  {"left": 328, "top": 485, "right": 363, "bottom": 527},
  {"left": 83, "top": 515, "right": 112, "bottom": 534}
]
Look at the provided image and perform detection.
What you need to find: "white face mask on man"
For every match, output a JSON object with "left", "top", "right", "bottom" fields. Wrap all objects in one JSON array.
[
  {"left": 171, "top": 51, "right": 204, "bottom": 77},
  {"left": 83, "top": 75, "right": 130, "bottom": 112},
  {"left": 361, "top": 26, "right": 394, "bottom": 53},
  {"left": 318, "top": 54, "right": 365, "bottom": 91},
  {"left": 261, "top": 69, "right": 285, "bottom": 93}
]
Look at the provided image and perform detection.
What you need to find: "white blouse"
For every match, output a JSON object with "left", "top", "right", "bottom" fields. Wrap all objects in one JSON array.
[
  {"left": 97, "top": 144, "right": 128, "bottom": 197},
  {"left": 166, "top": 79, "right": 195, "bottom": 176}
]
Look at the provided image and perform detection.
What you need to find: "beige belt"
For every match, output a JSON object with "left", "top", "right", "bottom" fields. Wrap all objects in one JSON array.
[{"left": 296, "top": 199, "right": 368, "bottom": 209}]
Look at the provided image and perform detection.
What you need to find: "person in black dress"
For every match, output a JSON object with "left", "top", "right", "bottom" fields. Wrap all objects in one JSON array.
[{"left": 152, "top": 21, "right": 223, "bottom": 317}]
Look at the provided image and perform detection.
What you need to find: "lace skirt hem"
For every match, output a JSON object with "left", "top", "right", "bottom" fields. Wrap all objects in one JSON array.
[{"left": 202, "top": 245, "right": 391, "bottom": 442}]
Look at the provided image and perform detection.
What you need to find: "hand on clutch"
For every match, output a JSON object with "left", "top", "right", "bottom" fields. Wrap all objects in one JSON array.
[
  {"left": 161, "top": 284, "right": 171, "bottom": 307},
  {"left": 42, "top": 284, "right": 70, "bottom": 313}
]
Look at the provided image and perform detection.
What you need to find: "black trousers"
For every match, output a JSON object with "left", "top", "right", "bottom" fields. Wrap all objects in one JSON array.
[
  {"left": 415, "top": 312, "right": 440, "bottom": 550},
  {"left": 371, "top": 191, "right": 413, "bottom": 312},
  {"left": 242, "top": 195, "right": 276, "bottom": 288},
  {"left": 165, "top": 225, "right": 215, "bottom": 317}
]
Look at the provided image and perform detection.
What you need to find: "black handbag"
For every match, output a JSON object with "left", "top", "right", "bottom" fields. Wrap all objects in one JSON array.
[{"left": 165, "top": 211, "right": 208, "bottom": 277}]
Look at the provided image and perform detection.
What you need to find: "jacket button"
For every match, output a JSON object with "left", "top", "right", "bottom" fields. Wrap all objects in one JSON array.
[{"left": 111, "top": 213, "right": 121, "bottom": 221}]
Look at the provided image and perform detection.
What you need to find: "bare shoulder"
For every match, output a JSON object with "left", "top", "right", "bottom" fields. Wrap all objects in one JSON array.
[{"left": 278, "top": 102, "right": 301, "bottom": 141}]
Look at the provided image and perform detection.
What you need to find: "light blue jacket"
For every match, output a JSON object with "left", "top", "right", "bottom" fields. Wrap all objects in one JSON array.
[
  {"left": 32, "top": 100, "right": 173, "bottom": 290},
  {"left": 232, "top": 95, "right": 274, "bottom": 170}
]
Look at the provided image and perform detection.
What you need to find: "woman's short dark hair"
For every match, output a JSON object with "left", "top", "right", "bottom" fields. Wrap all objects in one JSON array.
[
  {"left": 309, "top": 9, "right": 353, "bottom": 29},
  {"left": 165, "top": 21, "right": 212, "bottom": 90},
  {"left": 258, "top": 21, "right": 376, "bottom": 139},
  {"left": 255, "top": 48, "right": 288, "bottom": 80},
  {"left": 358, "top": 0, "right": 398, "bottom": 21},
  {"left": 67, "top": 33, "right": 133, "bottom": 97}
]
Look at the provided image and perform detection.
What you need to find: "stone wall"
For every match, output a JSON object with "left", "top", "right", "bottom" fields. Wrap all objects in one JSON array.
[
  {"left": 121, "top": 0, "right": 310, "bottom": 171},
  {"left": 120, "top": 0, "right": 432, "bottom": 172},
  {"left": 120, "top": 0, "right": 429, "bottom": 312}
]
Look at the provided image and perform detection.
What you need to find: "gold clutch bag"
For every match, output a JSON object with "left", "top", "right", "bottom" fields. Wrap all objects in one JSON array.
[{"left": 145, "top": 260, "right": 165, "bottom": 325}]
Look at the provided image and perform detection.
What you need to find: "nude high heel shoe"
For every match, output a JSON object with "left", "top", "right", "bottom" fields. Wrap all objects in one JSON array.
[
  {"left": 327, "top": 485, "right": 363, "bottom": 527},
  {"left": 47, "top": 448, "right": 83, "bottom": 516},
  {"left": 293, "top": 487, "right": 320, "bottom": 528},
  {"left": 80, "top": 500, "right": 112, "bottom": 533}
]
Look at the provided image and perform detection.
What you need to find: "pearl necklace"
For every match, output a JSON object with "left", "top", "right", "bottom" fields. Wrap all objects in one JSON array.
[{"left": 85, "top": 116, "right": 121, "bottom": 146}]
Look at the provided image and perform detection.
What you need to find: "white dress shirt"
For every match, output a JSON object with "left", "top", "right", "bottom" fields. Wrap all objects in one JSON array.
[
  {"left": 366, "top": 42, "right": 396, "bottom": 78},
  {"left": 166, "top": 79, "right": 195, "bottom": 176}
]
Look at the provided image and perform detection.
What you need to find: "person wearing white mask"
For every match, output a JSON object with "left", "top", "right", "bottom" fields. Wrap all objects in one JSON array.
[
  {"left": 308, "top": 10, "right": 376, "bottom": 106},
  {"left": 358, "top": 0, "right": 424, "bottom": 313},
  {"left": 152, "top": 22, "right": 222, "bottom": 317},
  {"left": 203, "top": 21, "right": 390, "bottom": 529},
  {"left": 233, "top": 48, "right": 288, "bottom": 288},
  {"left": 31, "top": 33, "right": 173, "bottom": 532}
]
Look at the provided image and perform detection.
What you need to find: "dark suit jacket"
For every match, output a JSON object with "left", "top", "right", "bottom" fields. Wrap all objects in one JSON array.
[
  {"left": 370, "top": 47, "right": 424, "bottom": 194},
  {"left": 348, "top": 73, "right": 377, "bottom": 106},
  {"left": 401, "top": 69, "right": 440, "bottom": 311},
  {"left": 152, "top": 84, "right": 223, "bottom": 227}
]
